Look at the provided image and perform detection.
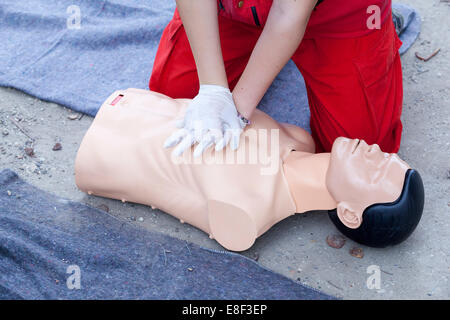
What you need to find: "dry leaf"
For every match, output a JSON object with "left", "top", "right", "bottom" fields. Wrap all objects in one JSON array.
[
  {"left": 326, "top": 234, "right": 346, "bottom": 249},
  {"left": 349, "top": 247, "right": 364, "bottom": 258}
]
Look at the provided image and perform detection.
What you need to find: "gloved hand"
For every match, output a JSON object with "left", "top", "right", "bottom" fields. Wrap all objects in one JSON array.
[{"left": 163, "top": 84, "right": 247, "bottom": 157}]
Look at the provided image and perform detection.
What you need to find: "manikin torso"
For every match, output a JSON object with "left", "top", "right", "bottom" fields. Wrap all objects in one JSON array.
[{"left": 75, "top": 89, "right": 408, "bottom": 251}]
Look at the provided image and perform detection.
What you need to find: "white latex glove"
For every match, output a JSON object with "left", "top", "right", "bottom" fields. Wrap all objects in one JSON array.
[{"left": 164, "top": 84, "right": 247, "bottom": 157}]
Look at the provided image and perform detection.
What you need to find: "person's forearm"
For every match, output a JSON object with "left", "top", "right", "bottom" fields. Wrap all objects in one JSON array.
[
  {"left": 233, "top": 0, "right": 317, "bottom": 119},
  {"left": 176, "top": 0, "right": 228, "bottom": 88}
]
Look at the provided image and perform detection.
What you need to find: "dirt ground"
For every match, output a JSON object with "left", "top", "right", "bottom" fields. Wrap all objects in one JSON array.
[{"left": 0, "top": 0, "right": 449, "bottom": 299}]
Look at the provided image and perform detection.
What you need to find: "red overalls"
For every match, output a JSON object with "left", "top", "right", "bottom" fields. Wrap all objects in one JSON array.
[{"left": 149, "top": 0, "right": 403, "bottom": 153}]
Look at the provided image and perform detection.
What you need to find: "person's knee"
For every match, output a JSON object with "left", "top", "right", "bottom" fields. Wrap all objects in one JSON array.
[{"left": 149, "top": 73, "right": 198, "bottom": 99}]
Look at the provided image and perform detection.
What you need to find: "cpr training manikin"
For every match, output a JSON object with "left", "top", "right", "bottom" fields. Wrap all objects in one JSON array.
[{"left": 74, "top": 88, "right": 424, "bottom": 251}]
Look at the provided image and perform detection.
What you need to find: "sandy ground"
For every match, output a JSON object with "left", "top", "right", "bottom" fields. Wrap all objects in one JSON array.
[{"left": 0, "top": 0, "right": 449, "bottom": 299}]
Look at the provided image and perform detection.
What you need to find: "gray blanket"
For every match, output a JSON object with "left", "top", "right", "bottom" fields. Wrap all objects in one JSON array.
[
  {"left": 0, "top": 169, "right": 335, "bottom": 299},
  {"left": 0, "top": 0, "right": 420, "bottom": 133}
]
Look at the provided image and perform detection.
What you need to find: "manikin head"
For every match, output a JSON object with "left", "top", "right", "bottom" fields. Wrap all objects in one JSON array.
[{"left": 326, "top": 137, "right": 424, "bottom": 247}]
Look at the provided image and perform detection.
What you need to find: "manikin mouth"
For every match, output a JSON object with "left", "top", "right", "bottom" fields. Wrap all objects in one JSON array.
[{"left": 351, "top": 139, "right": 361, "bottom": 154}]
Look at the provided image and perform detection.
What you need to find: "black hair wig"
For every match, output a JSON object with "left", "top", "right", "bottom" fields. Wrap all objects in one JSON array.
[{"left": 328, "top": 169, "right": 424, "bottom": 248}]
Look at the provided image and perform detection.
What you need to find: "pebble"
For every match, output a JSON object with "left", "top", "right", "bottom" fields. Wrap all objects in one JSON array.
[
  {"left": 52, "top": 142, "right": 62, "bottom": 151},
  {"left": 138, "top": 217, "right": 144, "bottom": 222},
  {"left": 97, "top": 204, "right": 109, "bottom": 213},
  {"left": 24, "top": 147, "right": 35, "bottom": 157},
  {"left": 7, "top": 190, "right": 12, "bottom": 196},
  {"left": 2, "top": 129, "right": 8, "bottom": 136},
  {"left": 250, "top": 252, "right": 260, "bottom": 261},
  {"left": 187, "top": 267, "right": 194, "bottom": 272},
  {"left": 68, "top": 113, "right": 79, "bottom": 120}
]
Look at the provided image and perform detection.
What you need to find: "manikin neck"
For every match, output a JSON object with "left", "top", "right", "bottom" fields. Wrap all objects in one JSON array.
[{"left": 282, "top": 151, "right": 337, "bottom": 213}]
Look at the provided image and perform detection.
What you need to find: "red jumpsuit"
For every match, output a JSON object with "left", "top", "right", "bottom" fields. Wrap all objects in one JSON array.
[{"left": 149, "top": 0, "right": 403, "bottom": 153}]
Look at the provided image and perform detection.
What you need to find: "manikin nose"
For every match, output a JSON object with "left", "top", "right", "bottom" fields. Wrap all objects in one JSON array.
[{"left": 367, "top": 144, "right": 381, "bottom": 153}]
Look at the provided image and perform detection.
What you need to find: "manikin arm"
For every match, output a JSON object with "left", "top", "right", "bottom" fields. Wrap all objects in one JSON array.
[{"left": 233, "top": 0, "right": 318, "bottom": 119}]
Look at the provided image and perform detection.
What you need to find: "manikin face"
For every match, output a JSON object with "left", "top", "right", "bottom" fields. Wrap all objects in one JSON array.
[{"left": 326, "top": 137, "right": 410, "bottom": 229}]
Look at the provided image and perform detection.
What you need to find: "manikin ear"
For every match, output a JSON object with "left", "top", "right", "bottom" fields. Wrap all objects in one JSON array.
[{"left": 336, "top": 202, "right": 363, "bottom": 229}]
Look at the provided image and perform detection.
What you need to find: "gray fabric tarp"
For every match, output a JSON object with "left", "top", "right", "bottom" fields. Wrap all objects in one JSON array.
[
  {"left": 0, "top": 169, "right": 335, "bottom": 299},
  {"left": 0, "top": 0, "right": 420, "bottom": 133}
]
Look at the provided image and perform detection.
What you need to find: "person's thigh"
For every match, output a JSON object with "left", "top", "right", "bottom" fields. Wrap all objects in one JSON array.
[
  {"left": 149, "top": 8, "right": 262, "bottom": 99},
  {"left": 292, "top": 17, "right": 403, "bottom": 153}
]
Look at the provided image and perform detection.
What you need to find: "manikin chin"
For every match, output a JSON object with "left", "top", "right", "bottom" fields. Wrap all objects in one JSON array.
[{"left": 75, "top": 89, "right": 424, "bottom": 251}]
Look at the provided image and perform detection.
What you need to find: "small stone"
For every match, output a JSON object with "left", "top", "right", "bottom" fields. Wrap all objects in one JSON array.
[
  {"left": 349, "top": 247, "right": 364, "bottom": 259},
  {"left": 138, "top": 217, "right": 144, "bottom": 222},
  {"left": 97, "top": 204, "right": 110, "bottom": 213},
  {"left": 187, "top": 267, "right": 194, "bottom": 272},
  {"left": 326, "top": 234, "right": 346, "bottom": 249},
  {"left": 24, "top": 147, "right": 35, "bottom": 157},
  {"left": 250, "top": 252, "right": 260, "bottom": 261},
  {"left": 68, "top": 113, "right": 79, "bottom": 120},
  {"left": 2, "top": 129, "right": 8, "bottom": 136},
  {"left": 52, "top": 143, "right": 62, "bottom": 151},
  {"left": 130, "top": 216, "right": 136, "bottom": 221},
  {"left": 7, "top": 190, "right": 12, "bottom": 196}
]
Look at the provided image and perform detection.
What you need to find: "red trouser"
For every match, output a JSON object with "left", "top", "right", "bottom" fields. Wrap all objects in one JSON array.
[{"left": 149, "top": 7, "right": 403, "bottom": 153}]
